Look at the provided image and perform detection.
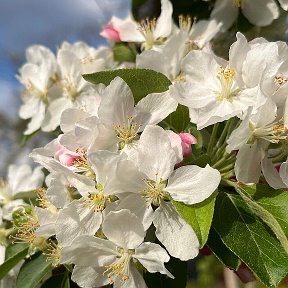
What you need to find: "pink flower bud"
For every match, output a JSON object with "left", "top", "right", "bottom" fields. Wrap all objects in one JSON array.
[
  {"left": 55, "top": 147, "right": 80, "bottom": 167},
  {"left": 100, "top": 23, "right": 121, "bottom": 42},
  {"left": 178, "top": 133, "right": 197, "bottom": 157}
]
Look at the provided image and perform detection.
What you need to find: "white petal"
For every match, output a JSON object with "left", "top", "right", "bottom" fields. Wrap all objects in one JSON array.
[
  {"left": 154, "top": 0, "right": 173, "bottom": 39},
  {"left": 102, "top": 210, "right": 145, "bottom": 249},
  {"left": 117, "top": 16, "right": 144, "bottom": 42},
  {"left": 279, "top": 161, "right": 288, "bottom": 187},
  {"left": 8, "top": 165, "right": 44, "bottom": 196},
  {"left": 0, "top": 245, "right": 5, "bottom": 265},
  {"left": 115, "top": 263, "right": 147, "bottom": 288},
  {"left": 153, "top": 202, "right": 200, "bottom": 260},
  {"left": 278, "top": 0, "right": 288, "bottom": 10},
  {"left": 60, "top": 108, "right": 90, "bottom": 133},
  {"left": 135, "top": 90, "right": 178, "bottom": 129},
  {"left": 115, "top": 194, "right": 154, "bottom": 231},
  {"left": 136, "top": 125, "right": 177, "bottom": 180},
  {"left": 211, "top": 0, "right": 238, "bottom": 31},
  {"left": 42, "top": 98, "right": 72, "bottom": 132},
  {"left": 30, "top": 152, "right": 95, "bottom": 196},
  {"left": 167, "top": 164, "right": 220, "bottom": 205},
  {"left": 72, "top": 266, "right": 109, "bottom": 288},
  {"left": 56, "top": 200, "right": 102, "bottom": 247},
  {"left": 135, "top": 242, "right": 173, "bottom": 278},
  {"left": 88, "top": 150, "right": 121, "bottom": 186},
  {"left": 35, "top": 207, "right": 57, "bottom": 238},
  {"left": 262, "top": 157, "right": 286, "bottom": 189},
  {"left": 242, "top": 0, "right": 279, "bottom": 26},
  {"left": 98, "top": 77, "right": 135, "bottom": 126},
  {"left": 22, "top": 99, "right": 46, "bottom": 135},
  {"left": 61, "top": 235, "right": 117, "bottom": 267},
  {"left": 235, "top": 142, "right": 266, "bottom": 184},
  {"left": 46, "top": 175, "right": 70, "bottom": 208}
]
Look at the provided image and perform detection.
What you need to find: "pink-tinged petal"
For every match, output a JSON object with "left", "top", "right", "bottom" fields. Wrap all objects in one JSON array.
[
  {"left": 55, "top": 146, "right": 80, "bottom": 167},
  {"left": 178, "top": 133, "right": 198, "bottom": 145},
  {"left": 100, "top": 23, "right": 121, "bottom": 42},
  {"left": 178, "top": 133, "right": 197, "bottom": 157}
]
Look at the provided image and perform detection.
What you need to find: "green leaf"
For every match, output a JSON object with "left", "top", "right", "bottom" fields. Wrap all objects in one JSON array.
[
  {"left": 16, "top": 253, "right": 52, "bottom": 288},
  {"left": 207, "top": 227, "right": 240, "bottom": 270},
  {"left": 41, "top": 272, "right": 70, "bottom": 288},
  {"left": 239, "top": 183, "right": 288, "bottom": 237},
  {"left": 213, "top": 191, "right": 288, "bottom": 288},
  {"left": 172, "top": 192, "right": 217, "bottom": 248},
  {"left": 0, "top": 243, "right": 29, "bottom": 280},
  {"left": 235, "top": 184, "right": 288, "bottom": 254},
  {"left": 83, "top": 68, "right": 171, "bottom": 103},
  {"left": 113, "top": 43, "right": 136, "bottom": 63},
  {"left": 163, "top": 104, "right": 190, "bottom": 133}
]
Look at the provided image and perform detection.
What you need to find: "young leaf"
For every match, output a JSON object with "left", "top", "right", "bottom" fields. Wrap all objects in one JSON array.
[
  {"left": 172, "top": 192, "right": 217, "bottom": 248},
  {"left": 207, "top": 227, "right": 240, "bottom": 270},
  {"left": 16, "top": 253, "right": 52, "bottom": 288},
  {"left": 213, "top": 192, "right": 288, "bottom": 288},
  {"left": 83, "top": 68, "right": 171, "bottom": 103},
  {"left": 164, "top": 104, "right": 189, "bottom": 132},
  {"left": 0, "top": 243, "right": 29, "bottom": 280},
  {"left": 113, "top": 43, "right": 136, "bottom": 63}
]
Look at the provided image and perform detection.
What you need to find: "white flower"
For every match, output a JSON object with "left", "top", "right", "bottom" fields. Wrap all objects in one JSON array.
[
  {"left": 0, "top": 164, "right": 44, "bottom": 220},
  {"left": 105, "top": 0, "right": 173, "bottom": 49},
  {"left": 120, "top": 125, "right": 221, "bottom": 260},
  {"left": 91, "top": 77, "right": 177, "bottom": 150},
  {"left": 136, "top": 20, "right": 221, "bottom": 82},
  {"left": 171, "top": 32, "right": 264, "bottom": 129},
  {"left": 211, "top": 0, "right": 284, "bottom": 31},
  {"left": 227, "top": 99, "right": 287, "bottom": 183},
  {"left": 61, "top": 209, "right": 173, "bottom": 288},
  {"left": 18, "top": 45, "right": 59, "bottom": 134}
]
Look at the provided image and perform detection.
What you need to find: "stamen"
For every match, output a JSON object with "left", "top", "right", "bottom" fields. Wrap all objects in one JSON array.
[
  {"left": 36, "top": 188, "right": 49, "bottom": 209},
  {"left": 43, "top": 240, "right": 62, "bottom": 267},
  {"left": 103, "top": 249, "right": 134, "bottom": 284},
  {"left": 113, "top": 116, "right": 140, "bottom": 145},
  {"left": 274, "top": 75, "right": 288, "bottom": 88},
  {"left": 216, "top": 65, "right": 239, "bottom": 101},
  {"left": 248, "top": 118, "right": 288, "bottom": 144},
  {"left": 83, "top": 187, "right": 110, "bottom": 212},
  {"left": 141, "top": 177, "right": 168, "bottom": 206}
]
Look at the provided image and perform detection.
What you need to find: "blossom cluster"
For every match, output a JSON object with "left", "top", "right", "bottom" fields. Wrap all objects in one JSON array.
[{"left": 1, "top": 0, "right": 288, "bottom": 287}]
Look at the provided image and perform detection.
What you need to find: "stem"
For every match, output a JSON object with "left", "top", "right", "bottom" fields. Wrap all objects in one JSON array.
[
  {"left": 213, "top": 154, "right": 235, "bottom": 170},
  {"left": 219, "top": 163, "right": 235, "bottom": 174},
  {"left": 207, "top": 123, "right": 220, "bottom": 154},
  {"left": 217, "top": 118, "right": 234, "bottom": 147}
]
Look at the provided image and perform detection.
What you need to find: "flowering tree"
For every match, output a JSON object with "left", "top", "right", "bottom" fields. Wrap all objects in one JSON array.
[{"left": 1, "top": 0, "right": 288, "bottom": 287}]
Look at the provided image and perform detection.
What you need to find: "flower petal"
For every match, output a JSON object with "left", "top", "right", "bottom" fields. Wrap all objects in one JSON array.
[
  {"left": 153, "top": 202, "right": 200, "bottom": 260},
  {"left": 135, "top": 242, "right": 173, "bottom": 278},
  {"left": 102, "top": 209, "right": 145, "bottom": 249},
  {"left": 167, "top": 164, "right": 220, "bottom": 205}
]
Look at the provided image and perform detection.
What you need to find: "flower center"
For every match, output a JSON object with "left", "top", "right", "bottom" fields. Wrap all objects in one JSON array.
[
  {"left": 138, "top": 18, "right": 157, "bottom": 49},
  {"left": 248, "top": 118, "right": 288, "bottom": 144},
  {"left": 103, "top": 248, "right": 134, "bottom": 284},
  {"left": 12, "top": 207, "right": 46, "bottom": 248},
  {"left": 179, "top": 15, "right": 194, "bottom": 32},
  {"left": 23, "top": 80, "right": 48, "bottom": 103},
  {"left": 274, "top": 75, "right": 288, "bottom": 89},
  {"left": 113, "top": 116, "right": 140, "bottom": 144},
  {"left": 43, "top": 240, "right": 62, "bottom": 267},
  {"left": 62, "top": 78, "right": 80, "bottom": 101},
  {"left": 141, "top": 178, "right": 169, "bottom": 206},
  {"left": 216, "top": 65, "right": 239, "bottom": 101},
  {"left": 83, "top": 185, "right": 111, "bottom": 212}
]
